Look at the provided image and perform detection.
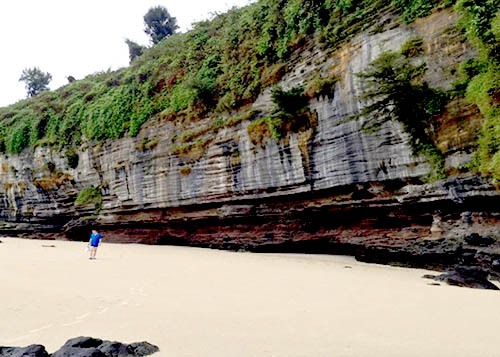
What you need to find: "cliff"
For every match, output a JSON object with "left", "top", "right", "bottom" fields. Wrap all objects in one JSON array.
[{"left": 1, "top": 3, "right": 499, "bottom": 277}]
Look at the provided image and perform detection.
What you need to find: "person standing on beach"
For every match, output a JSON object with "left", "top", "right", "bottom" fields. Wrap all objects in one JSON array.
[{"left": 88, "top": 229, "right": 103, "bottom": 260}]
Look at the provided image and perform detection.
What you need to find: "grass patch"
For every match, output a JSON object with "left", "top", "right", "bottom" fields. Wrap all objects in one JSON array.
[{"left": 75, "top": 186, "right": 102, "bottom": 210}]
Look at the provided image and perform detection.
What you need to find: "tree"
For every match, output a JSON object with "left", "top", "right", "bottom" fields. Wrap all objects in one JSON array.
[
  {"left": 125, "top": 39, "right": 146, "bottom": 63},
  {"left": 144, "top": 6, "right": 179, "bottom": 44},
  {"left": 19, "top": 67, "right": 52, "bottom": 97}
]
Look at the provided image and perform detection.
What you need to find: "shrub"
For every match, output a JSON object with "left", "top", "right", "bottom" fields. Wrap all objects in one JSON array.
[
  {"left": 65, "top": 149, "right": 79, "bottom": 169},
  {"left": 247, "top": 86, "right": 316, "bottom": 145},
  {"left": 401, "top": 36, "right": 424, "bottom": 58},
  {"left": 180, "top": 166, "right": 192, "bottom": 176},
  {"left": 248, "top": 117, "right": 272, "bottom": 146},
  {"left": 392, "top": 0, "right": 454, "bottom": 23},
  {"left": 145, "top": 139, "right": 158, "bottom": 150},
  {"left": 75, "top": 186, "right": 102, "bottom": 210},
  {"left": 357, "top": 51, "right": 448, "bottom": 179},
  {"left": 305, "top": 75, "right": 338, "bottom": 98},
  {"left": 271, "top": 86, "right": 309, "bottom": 116}
]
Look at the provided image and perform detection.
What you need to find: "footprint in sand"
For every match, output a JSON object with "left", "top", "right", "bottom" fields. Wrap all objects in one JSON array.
[
  {"left": 130, "top": 287, "right": 149, "bottom": 297},
  {"left": 7, "top": 324, "right": 53, "bottom": 344},
  {"left": 76, "top": 313, "right": 90, "bottom": 320},
  {"left": 61, "top": 320, "right": 83, "bottom": 327},
  {"left": 29, "top": 324, "right": 53, "bottom": 333},
  {"left": 61, "top": 312, "right": 91, "bottom": 327}
]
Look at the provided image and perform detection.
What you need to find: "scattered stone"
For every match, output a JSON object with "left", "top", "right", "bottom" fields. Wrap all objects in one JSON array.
[
  {"left": 423, "top": 266, "right": 499, "bottom": 290},
  {"left": 464, "top": 233, "right": 495, "bottom": 247},
  {"left": 344, "top": 265, "right": 352, "bottom": 269},
  {"left": 0, "top": 344, "right": 48, "bottom": 356},
  {"left": 41, "top": 245, "right": 56, "bottom": 248},
  {"left": 427, "top": 283, "right": 441, "bottom": 286},
  {"left": 1, "top": 337, "right": 159, "bottom": 357}
]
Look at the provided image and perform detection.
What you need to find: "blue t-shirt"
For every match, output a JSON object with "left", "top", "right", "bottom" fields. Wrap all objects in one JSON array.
[{"left": 90, "top": 232, "right": 102, "bottom": 247}]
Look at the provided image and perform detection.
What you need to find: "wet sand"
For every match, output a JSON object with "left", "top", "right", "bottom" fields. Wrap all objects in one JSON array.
[{"left": 0, "top": 237, "right": 498, "bottom": 356}]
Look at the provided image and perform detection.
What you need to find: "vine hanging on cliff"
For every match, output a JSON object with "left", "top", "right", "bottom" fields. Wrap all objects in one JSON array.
[{"left": 357, "top": 51, "right": 449, "bottom": 179}]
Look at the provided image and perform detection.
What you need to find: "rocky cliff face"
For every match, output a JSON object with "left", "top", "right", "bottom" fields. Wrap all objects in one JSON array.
[{"left": 1, "top": 9, "right": 499, "bottom": 276}]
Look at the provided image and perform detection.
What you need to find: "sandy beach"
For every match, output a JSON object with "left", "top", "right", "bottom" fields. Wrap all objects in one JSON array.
[{"left": 0, "top": 237, "right": 498, "bottom": 356}]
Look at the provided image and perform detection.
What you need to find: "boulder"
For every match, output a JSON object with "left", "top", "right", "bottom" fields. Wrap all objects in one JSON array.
[
  {"left": 95, "top": 341, "right": 159, "bottom": 356},
  {"left": 464, "top": 233, "right": 496, "bottom": 247},
  {"left": 51, "top": 338, "right": 159, "bottom": 357},
  {"left": 424, "top": 266, "right": 499, "bottom": 290},
  {"left": 0, "top": 345, "right": 48, "bottom": 357}
]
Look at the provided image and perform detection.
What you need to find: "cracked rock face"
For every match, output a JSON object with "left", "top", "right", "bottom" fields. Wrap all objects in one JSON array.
[{"left": 0, "top": 9, "right": 499, "bottom": 276}]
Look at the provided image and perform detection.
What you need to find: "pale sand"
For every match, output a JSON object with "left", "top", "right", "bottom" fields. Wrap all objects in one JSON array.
[{"left": 0, "top": 238, "right": 499, "bottom": 356}]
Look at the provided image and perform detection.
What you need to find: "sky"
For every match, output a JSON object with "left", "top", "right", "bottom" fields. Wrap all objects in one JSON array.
[{"left": 0, "top": 0, "right": 253, "bottom": 108}]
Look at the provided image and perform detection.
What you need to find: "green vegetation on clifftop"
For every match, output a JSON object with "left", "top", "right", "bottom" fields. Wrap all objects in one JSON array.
[
  {"left": 0, "top": 0, "right": 460, "bottom": 157},
  {"left": 455, "top": 0, "right": 500, "bottom": 183}
]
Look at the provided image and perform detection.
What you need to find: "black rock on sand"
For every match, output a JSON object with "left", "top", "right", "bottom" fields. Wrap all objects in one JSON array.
[
  {"left": 0, "top": 345, "right": 48, "bottom": 357},
  {"left": 423, "top": 266, "right": 499, "bottom": 290},
  {"left": 0, "top": 337, "right": 159, "bottom": 357}
]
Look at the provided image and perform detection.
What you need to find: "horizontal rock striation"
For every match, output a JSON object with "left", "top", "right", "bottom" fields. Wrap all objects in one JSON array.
[{"left": 0, "top": 9, "right": 499, "bottom": 278}]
